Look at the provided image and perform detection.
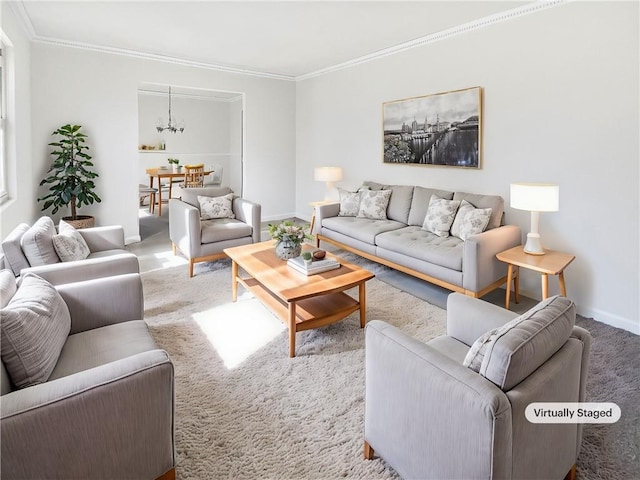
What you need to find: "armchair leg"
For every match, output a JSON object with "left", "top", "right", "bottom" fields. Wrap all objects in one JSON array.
[
  {"left": 156, "top": 467, "right": 175, "bottom": 480},
  {"left": 564, "top": 464, "right": 576, "bottom": 480},
  {"left": 189, "top": 259, "right": 195, "bottom": 278},
  {"left": 172, "top": 243, "right": 177, "bottom": 255},
  {"left": 364, "top": 441, "right": 374, "bottom": 460}
]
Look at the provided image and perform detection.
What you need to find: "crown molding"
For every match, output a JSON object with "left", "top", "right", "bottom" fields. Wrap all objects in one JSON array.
[
  {"left": 296, "top": 0, "right": 568, "bottom": 81},
  {"left": 138, "top": 88, "right": 243, "bottom": 103}
]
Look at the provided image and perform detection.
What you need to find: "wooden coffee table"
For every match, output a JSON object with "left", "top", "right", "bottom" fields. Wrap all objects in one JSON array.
[{"left": 224, "top": 241, "right": 375, "bottom": 357}]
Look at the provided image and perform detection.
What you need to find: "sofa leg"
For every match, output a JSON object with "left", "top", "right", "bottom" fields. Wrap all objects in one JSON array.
[
  {"left": 172, "top": 243, "right": 177, "bottom": 255},
  {"left": 364, "top": 441, "right": 374, "bottom": 460},
  {"left": 189, "top": 259, "right": 195, "bottom": 278},
  {"left": 564, "top": 464, "right": 576, "bottom": 480},
  {"left": 156, "top": 467, "right": 176, "bottom": 480}
]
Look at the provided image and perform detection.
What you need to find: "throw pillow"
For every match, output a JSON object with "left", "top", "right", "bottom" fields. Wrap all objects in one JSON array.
[
  {"left": 198, "top": 194, "right": 235, "bottom": 220},
  {"left": 450, "top": 200, "right": 492, "bottom": 240},
  {"left": 0, "top": 273, "right": 71, "bottom": 388},
  {"left": 52, "top": 220, "right": 91, "bottom": 262},
  {"left": 357, "top": 189, "right": 392, "bottom": 220},
  {"left": 338, "top": 188, "right": 361, "bottom": 217},
  {"left": 422, "top": 195, "right": 461, "bottom": 237},
  {"left": 0, "top": 269, "right": 17, "bottom": 308},
  {"left": 20, "top": 217, "right": 60, "bottom": 267},
  {"left": 1, "top": 223, "right": 31, "bottom": 276}
]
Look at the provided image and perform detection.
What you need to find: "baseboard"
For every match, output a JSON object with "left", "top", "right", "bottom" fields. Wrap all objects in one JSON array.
[
  {"left": 262, "top": 212, "right": 297, "bottom": 223},
  {"left": 577, "top": 306, "right": 639, "bottom": 335},
  {"left": 125, "top": 235, "right": 142, "bottom": 245}
]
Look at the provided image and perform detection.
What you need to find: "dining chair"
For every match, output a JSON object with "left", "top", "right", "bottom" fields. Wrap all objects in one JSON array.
[
  {"left": 181, "top": 164, "right": 206, "bottom": 189},
  {"left": 204, "top": 164, "right": 223, "bottom": 186}
]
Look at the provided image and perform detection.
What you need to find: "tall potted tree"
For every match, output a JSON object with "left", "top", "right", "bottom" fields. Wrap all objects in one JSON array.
[{"left": 38, "top": 124, "right": 101, "bottom": 228}]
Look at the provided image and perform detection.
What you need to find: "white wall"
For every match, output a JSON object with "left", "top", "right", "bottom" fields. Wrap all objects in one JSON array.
[
  {"left": 28, "top": 43, "right": 295, "bottom": 243},
  {"left": 295, "top": 2, "right": 640, "bottom": 332}
]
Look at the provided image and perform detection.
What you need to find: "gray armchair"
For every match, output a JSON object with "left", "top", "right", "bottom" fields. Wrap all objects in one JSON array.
[
  {"left": 364, "top": 293, "right": 592, "bottom": 480},
  {"left": 169, "top": 186, "right": 261, "bottom": 277},
  {"left": 0, "top": 271, "right": 175, "bottom": 480}
]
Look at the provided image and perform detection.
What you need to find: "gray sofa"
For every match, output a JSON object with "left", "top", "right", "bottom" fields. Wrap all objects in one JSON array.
[
  {"left": 1, "top": 217, "right": 139, "bottom": 285},
  {"left": 364, "top": 293, "right": 592, "bottom": 479},
  {"left": 0, "top": 270, "right": 175, "bottom": 480},
  {"left": 315, "top": 182, "right": 521, "bottom": 297},
  {"left": 169, "top": 186, "right": 261, "bottom": 277}
]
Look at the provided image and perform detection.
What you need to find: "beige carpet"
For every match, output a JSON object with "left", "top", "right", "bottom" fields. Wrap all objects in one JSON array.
[{"left": 142, "top": 259, "right": 445, "bottom": 479}]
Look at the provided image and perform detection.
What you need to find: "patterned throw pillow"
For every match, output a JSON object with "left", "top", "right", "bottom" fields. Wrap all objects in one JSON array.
[
  {"left": 450, "top": 200, "right": 492, "bottom": 240},
  {"left": 52, "top": 220, "right": 91, "bottom": 262},
  {"left": 422, "top": 195, "right": 461, "bottom": 237},
  {"left": 198, "top": 194, "right": 235, "bottom": 220},
  {"left": 20, "top": 216, "right": 60, "bottom": 266},
  {"left": 1, "top": 273, "right": 71, "bottom": 388},
  {"left": 357, "top": 189, "right": 392, "bottom": 220},
  {"left": 338, "top": 188, "right": 361, "bottom": 217}
]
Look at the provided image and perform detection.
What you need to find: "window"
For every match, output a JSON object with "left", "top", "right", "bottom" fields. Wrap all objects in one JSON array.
[{"left": 0, "top": 39, "right": 6, "bottom": 201}]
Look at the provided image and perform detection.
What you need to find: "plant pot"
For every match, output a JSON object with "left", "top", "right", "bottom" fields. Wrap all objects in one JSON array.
[
  {"left": 275, "top": 241, "right": 302, "bottom": 260},
  {"left": 62, "top": 215, "right": 95, "bottom": 229}
]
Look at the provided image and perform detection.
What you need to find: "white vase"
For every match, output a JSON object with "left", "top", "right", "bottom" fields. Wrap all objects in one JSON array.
[{"left": 275, "top": 241, "right": 302, "bottom": 260}]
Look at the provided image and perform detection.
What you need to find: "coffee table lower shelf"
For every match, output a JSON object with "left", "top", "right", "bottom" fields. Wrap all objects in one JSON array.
[{"left": 239, "top": 277, "right": 364, "bottom": 357}]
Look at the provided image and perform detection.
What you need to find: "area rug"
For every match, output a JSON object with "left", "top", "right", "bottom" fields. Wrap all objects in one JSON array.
[{"left": 142, "top": 258, "right": 639, "bottom": 479}]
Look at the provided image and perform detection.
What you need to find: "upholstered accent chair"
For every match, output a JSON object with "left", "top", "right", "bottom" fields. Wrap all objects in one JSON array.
[
  {"left": 0, "top": 270, "right": 175, "bottom": 480},
  {"left": 169, "top": 186, "right": 261, "bottom": 277},
  {"left": 364, "top": 293, "right": 592, "bottom": 480}
]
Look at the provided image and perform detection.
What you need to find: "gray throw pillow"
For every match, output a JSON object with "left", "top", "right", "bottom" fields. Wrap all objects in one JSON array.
[
  {"left": 357, "top": 189, "right": 392, "bottom": 220},
  {"left": 422, "top": 195, "right": 461, "bottom": 237},
  {"left": 1, "top": 273, "right": 71, "bottom": 388},
  {"left": 20, "top": 217, "right": 60, "bottom": 267},
  {"left": 338, "top": 188, "right": 361, "bottom": 217},
  {"left": 450, "top": 200, "right": 492, "bottom": 240},
  {"left": 52, "top": 220, "right": 91, "bottom": 262}
]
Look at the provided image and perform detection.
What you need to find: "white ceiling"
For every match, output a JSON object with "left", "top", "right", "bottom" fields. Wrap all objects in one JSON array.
[{"left": 13, "top": 1, "right": 535, "bottom": 80}]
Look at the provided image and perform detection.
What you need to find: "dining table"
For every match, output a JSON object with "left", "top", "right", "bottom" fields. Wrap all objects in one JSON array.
[{"left": 145, "top": 167, "right": 212, "bottom": 216}]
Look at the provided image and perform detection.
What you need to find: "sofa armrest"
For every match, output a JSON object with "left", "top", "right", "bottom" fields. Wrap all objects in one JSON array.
[
  {"left": 169, "top": 198, "right": 202, "bottom": 257},
  {"left": 19, "top": 252, "right": 139, "bottom": 286},
  {"left": 233, "top": 197, "right": 262, "bottom": 244},
  {"left": 463, "top": 224, "right": 521, "bottom": 293},
  {"left": 56, "top": 273, "right": 144, "bottom": 334},
  {"left": 78, "top": 225, "right": 126, "bottom": 252},
  {"left": 315, "top": 202, "right": 340, "bottom": 233},
  {"left": 446, "top": 293, "right": 519, "bottom": 346},
  {"left": 365, "top": 320, "right": 512, "bottom": 480},
  {"left": 1, "top": 350, "right": 174, "bottom": 480}
]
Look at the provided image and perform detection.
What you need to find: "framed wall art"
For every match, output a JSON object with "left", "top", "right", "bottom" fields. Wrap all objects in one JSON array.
[{"left": 383, "top": 86, "right": 482, "bottom": 168}]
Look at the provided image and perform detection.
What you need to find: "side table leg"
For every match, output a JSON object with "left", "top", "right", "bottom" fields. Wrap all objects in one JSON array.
[
  {"left": 514, "top": 266, "right": 520, "bottom": 304},
  {"left": 359, "top": 282, "right": 367, "bottom": 328},
  {"left": 289, "top": 303, "right": 297, "bottom": 358},
  {"left": 558, "top": 272, "right": 567, "bottom": 297},
  {"left": 505, "top": 264, "right": 513, "bottom": 309},
  {"left": 541, "top": 273, "right": 549, "bottom": 299},
  {"left": 231, "top": 261, "right": 238, "bottom": 302}
]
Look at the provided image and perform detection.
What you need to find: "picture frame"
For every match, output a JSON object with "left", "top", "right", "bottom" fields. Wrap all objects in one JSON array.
[{"left": 383, "top": 86, "right": 482, "bottom": 168}]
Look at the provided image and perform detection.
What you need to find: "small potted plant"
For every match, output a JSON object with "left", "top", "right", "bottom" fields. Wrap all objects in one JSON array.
[
  {"left": 302, "top": 251, "right": 313, "bottom": 267},
  {"left": 38, "top": 124, "right": 101, "bottom": 228},
  {"left": 168, "top": 158, "right": 181, "bottom": 173}
]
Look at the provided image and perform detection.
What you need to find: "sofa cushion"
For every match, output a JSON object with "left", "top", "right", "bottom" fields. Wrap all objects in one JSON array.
[
  {"left": 0, "top": 269, "right": 17, "bottom": 308},
  {"left": 198, "top": 193, "right": 235, "bottom": 220},
  {"left": 463, "top": 295, "right": 575, "bottom": 390},
  {"left": 422, "top": 195, "right": 461, "bottom": 237},
  {"left": 1, "top": 223, "right": 31, "bottom": 276},
  {"left": 201, "top": 219, "right": 253, "bottom": 244},
  {"left": 20, "top": 216, "right": 60, "bottom": 267},
  {"left": 48, "top": 320, "right": 157, "bottom": 381},
  {"left": 180, "top": 186, "right": 233, "bottom": 209},
  {"left": 321, "top": 216, "right": 405, "bottom": 245},
  {"left": 338, "top": 188, "right": 361, "bottom": 217},
  {"left": 0, "top": 273, "right": 71, "bottom": 388},
  {"left": 407, "top": 186, "right": 455, "bottom": 226},
  {"left": 52, "top": 220, "right": 91, "bottom": 262},
  {"left": 375, "top": 226, "right": 464, "bottom": 271},
  {"left": 383, "top": 185, "right": 414, "bottom": 224},
  {"left": 450, "top": 200, "right": 492, "bottom": 240},
  {"left": 358, "top": 189, "right": 392, "bottom": 220},
  {"left": 453, "top": 192, "right": 504, "bottom": 230}
]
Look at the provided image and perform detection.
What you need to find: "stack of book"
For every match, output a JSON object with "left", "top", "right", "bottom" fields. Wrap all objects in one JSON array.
[{"left": 287, "top": 256, "right": 340, "bottom": 276}]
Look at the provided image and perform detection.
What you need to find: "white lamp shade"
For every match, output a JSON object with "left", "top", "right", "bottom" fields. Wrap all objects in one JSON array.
[
  {"left": 314, "top": 167, "right": 343, "bottom": 182},
  {"left": 510, "top": 183, "right": 559, "bottom": 212}
]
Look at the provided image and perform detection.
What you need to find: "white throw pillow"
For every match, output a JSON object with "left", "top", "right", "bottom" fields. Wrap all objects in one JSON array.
[
  {"left": 20, "top": 217, "right": 60, "bottom": 266},
  {"left": 422, "top": 195, "right": 461, "bottom": 237},
  {"left": 198, "top": 194, "right": 235, "bottom": 220},
  {"left": 52, "top": 220, "right": 91, "bottom": 262},
  {"left": 357, "top": 189, "right": 392, "bottom": 220},
  {"left": 338, "top": 188, "right": 361, "bottom": 217},
  {"left": 0, "top": 273, "right": 71, "bottom": 388},
  {"left": 450, "top": 200, "right": 492, "bottom": 241}
]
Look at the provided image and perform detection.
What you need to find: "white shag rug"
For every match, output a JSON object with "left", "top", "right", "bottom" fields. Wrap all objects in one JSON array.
[{"left": 142, "top": 258, "right": 447, "bottom": 479}]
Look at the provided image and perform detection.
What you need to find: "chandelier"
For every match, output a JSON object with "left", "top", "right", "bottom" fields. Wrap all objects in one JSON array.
[{"left": 156, "top": 86, "right": 185, "bottom": 133}]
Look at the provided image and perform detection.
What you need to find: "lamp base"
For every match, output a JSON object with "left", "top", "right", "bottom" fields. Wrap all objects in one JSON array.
[{"left": 523, "top": 233, "right": 545, "bottom": 255}]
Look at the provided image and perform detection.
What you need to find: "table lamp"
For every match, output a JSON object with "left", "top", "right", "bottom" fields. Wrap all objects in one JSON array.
[
  {"left": 510, "top": 183, "right": 559, "bottom": 255},
  {"left": 314, "top": 167, "right": 343, "bottom": 201}
]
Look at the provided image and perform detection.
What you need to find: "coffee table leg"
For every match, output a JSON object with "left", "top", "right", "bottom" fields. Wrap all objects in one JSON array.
[
  {"left": 359, "top": 282, "right": 367, "bottom": 328},
  {"left": 289, "top": 303, "right": 297, "bottom": 358},
  {"left": 231, "top": 260, "right": 238, "bottom": 302}
]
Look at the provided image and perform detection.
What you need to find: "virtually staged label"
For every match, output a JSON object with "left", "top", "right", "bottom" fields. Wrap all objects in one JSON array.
[{"left": 525, "top": 403, "right": 621, "bottom": 424}]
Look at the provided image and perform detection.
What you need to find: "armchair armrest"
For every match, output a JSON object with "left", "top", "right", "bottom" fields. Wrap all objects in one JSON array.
[
  {"left": 233, "top": 197, "right": 262, "bottom": 244},
  {"left": 316, "top": 203, "right": 340, "bottom": 232},
  {"left": 56, "top": 273, "right": 144, "bottom": 334},
  {"left": 446, "top": 293, "right": 519, "bottom": 347},
  {"left": 365, "top": 320, "right": 512, "bottom": 480},
  {"left": 1, "top": 350, "right": 174, "bottom": 480},
  {"left": 463, "top": 224, "right": 521, "bottom": 292},
  {"left": 169, "top": 198, "right": 202, "bottom": 257},
  {"left": 78, "top": 225, "right": 125, "bottom": 251},
  {"left": 19, "top": 252, "right": 139, "bottom": 286}
]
